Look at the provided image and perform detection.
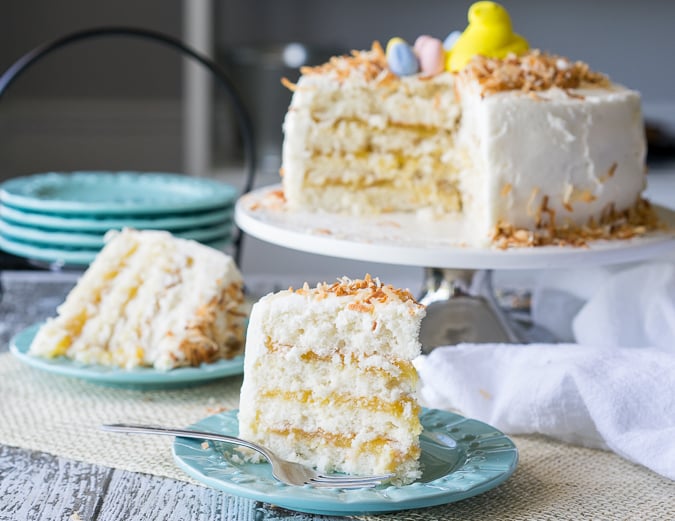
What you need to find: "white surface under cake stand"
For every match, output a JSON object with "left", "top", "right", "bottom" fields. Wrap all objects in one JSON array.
[{"left": 235, "top": 185, "right": 675, "bottom": 349}]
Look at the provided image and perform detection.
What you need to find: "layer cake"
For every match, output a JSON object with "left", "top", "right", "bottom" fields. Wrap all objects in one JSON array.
[{"left": 238, "top": 275, "right": 426, "bottom": 485}]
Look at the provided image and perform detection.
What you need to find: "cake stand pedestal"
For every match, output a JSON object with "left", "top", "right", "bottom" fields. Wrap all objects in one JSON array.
[{"left": 235, "top": 185, "right": 675, "bottom": 350}]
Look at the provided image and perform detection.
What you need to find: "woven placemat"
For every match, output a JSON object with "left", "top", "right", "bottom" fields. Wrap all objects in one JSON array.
[
  {"left": 0, "top": 352, "right": 240, "bottom": 484},
  {"left": 1, "top": 352, "right": 673, "bottom": 520}
]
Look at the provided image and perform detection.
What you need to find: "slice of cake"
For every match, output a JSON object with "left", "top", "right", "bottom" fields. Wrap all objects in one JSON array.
[
  {"left": 238, "top": 275, "right": 426, "bottom": 485},
  {"left": 29, "top": 229, "right": 246, "bottom": 370},
  {"left": 280, "top": 2, "right": 657, "bottom": 247}
]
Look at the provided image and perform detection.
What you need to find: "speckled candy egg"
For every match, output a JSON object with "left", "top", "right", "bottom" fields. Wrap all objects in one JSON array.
[{"left": 386, "top": 37, "right": 419, "bottom": 76}]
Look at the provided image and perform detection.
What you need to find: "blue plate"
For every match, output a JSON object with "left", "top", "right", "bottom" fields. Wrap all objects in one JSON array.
[
  {"left": 0, "top": 204, "right": 233, "bottom": 232},
  {"left": 0, "top": 172, "right": 239, "bottom": 216},
  {"left": 0, "top": 234, "right": 232, "bottom": 267},
  {"left": 0, "top": 218, "right": 233, "bottom": 248},
  {"left": 10, "top": 323, "right": 244, "bottom": 388},
  {"left": 173, "top": 409, "right": 518, "bottom": 516}
]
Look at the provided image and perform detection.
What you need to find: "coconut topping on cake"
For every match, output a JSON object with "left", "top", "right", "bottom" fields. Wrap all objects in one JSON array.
[
  {"left": 460, "top": 51, "right": 611, "bottom": 96},
  {"left": 292, "top": 274, "right": 420, "bottom": 306},
  {"left": 283, "top": 42, "right": 391, "bottom": 87}
]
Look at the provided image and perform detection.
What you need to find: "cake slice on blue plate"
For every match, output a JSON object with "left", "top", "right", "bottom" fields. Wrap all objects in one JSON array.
[
  {"left": 238, "top": 275, "right": 426, "bottom": 485},
  {"left": 29, "top": 229, "right": 246, "bottom": 370}
]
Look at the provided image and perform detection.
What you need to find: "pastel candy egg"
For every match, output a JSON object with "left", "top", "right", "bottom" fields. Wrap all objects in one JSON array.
[
  {"left": 386, "top": 37, "right": 419, "bottom": 76},
  {"left": 443, "top": 30, "right": 462, "bottom": 50},
  {"left": 413, "top": 35, "right": 444, "bottom": 76}
]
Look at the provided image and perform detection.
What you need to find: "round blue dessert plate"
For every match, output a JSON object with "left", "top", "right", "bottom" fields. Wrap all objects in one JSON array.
[
  {"left": 10, "top": 323, "right": 244, "bottom": 388},
  {"left": 0, "top": 218, "right": 232, "bottom": 248},
  {"left": 0, "top": 172, "right": 239, "bottom": 215},
  {"left": 0, "top": 234, "right": 231, "bottom": 268},
  {"left": 173, "top": 409, "right": 518, "bottom": 516},
  {"left": 0, "top": 204, "right": 233, "bottom": 232}
]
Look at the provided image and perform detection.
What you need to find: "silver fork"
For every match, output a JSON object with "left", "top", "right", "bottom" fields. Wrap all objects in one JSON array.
[{"left": 100, "top": 423, "right": 393, "bottom": 489}]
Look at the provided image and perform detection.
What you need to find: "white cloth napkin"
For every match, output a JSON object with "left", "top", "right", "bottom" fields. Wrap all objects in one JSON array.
[{"left": 416, "top": 261, "right": 675, "bottom": 481}]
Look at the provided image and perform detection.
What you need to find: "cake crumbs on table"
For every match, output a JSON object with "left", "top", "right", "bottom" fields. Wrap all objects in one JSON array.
[{"left": 205, "top": 405, "right": 229, "bottom": 415}]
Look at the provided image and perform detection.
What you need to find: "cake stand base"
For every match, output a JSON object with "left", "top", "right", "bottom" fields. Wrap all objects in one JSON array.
[
  {"left": 418, "top": 268, "right": 556, "bottom": 352},
  {"left": 235, "top": 185, "right": 675, "bottom": 348}
]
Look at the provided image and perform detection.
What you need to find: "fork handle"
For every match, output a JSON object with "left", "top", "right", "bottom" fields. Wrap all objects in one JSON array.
[{"left": 100, "top": 423, "right": 273, "bottom": 461}]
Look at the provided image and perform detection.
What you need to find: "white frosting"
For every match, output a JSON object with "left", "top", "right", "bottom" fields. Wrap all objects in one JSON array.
[{"left": 456, "top": 82, "right": 646, "bottom": 244}]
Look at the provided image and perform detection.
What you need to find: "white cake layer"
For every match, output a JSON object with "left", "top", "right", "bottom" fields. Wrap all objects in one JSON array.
[
  {"left": 254, "top": 430, "right": 421, "bottom": 481},
  {"left": 288, "top": 72, "right": 459, "bottom": 128},
  {"left": 283, "top": 70, "right": 460, "bottom": 208},
  {"left": 302, "top": 152, "right": 455, "bottom": 186},
  {"left": 299, "top": 119, "right": 457, "bottom": 157},
  {"left": 249, "top": 351, "right": 418, "bottom": 402},
  {"left": 242, "top": 290, "right": 424, "bottom": 363},
  {"left": 294, "top": 183, "right": 461, "bottom": 214}
]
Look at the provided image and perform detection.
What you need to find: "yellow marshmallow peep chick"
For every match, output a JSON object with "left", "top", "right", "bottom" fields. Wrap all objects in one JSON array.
[{"left": 446, "top": 1, "right": 529, "bottom": 72}]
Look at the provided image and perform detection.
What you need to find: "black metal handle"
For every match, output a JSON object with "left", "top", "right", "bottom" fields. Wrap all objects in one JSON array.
[{"left": 0, "top": 26, "right": 256, "bottom": 266}]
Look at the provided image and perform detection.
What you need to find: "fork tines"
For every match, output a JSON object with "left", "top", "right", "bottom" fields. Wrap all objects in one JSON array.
[{"left": 307, "top": 472, "right": 395, "bottom": 488}]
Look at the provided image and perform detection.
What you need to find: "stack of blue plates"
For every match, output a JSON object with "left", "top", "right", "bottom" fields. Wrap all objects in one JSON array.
[{"left": 0, "top": 172, "right": 238, "bottom": 267}]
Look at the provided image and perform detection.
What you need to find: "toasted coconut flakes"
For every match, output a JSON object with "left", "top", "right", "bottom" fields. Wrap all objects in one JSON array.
[
  {"left": 291, "top": 274, "right": 422, "bottom": 308},
  {"left": 250, "top": 189, "right": 286, "bottom": 212},
  {"left": 526, "top": 187, "right": 541, "bottom": 217},
  {"left": 461, "top": 50, "right": 610, "bottom": 97},
  {"left": 348, "top": 301, "right": 375, "bottom": 313},
  {"left": 564, "top": 89, "right": 586, "bottom": 100},
  {"left": 378, "top": 220, "right": 402, "bottom": 228},
  {"left": 493, "top": 198, "right": 665, "bottom": 248},
  {"left": 290, "top": 42, "right": 608, "bottom": 96},
  {"left": 562, "top": 182, "right": 574, "bottom": 205},
  {"left": 280, "top": 77, "right": 298, "bottom": 91},
  {"left": 580, "top": 190, "right": 597, "bottom": 203}
]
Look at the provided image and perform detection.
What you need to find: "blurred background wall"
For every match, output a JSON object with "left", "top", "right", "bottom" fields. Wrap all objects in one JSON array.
[
  {"left": 1, "top": 0, "right": 674, "bottom": 182},
  {"left": 1, "top": 0, "right": 674, "bottom": 280}
]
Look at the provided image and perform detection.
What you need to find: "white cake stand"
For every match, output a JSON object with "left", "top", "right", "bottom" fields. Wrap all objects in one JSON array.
[{"left": 235, "top": 185, "right": 675, "bottom": 350}]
